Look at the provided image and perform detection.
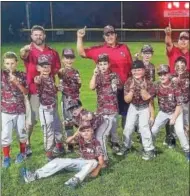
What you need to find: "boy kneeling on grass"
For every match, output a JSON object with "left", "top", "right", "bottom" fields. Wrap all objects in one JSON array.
[{"left": 22, "top": 125, "right": 104, "bottom": 188}]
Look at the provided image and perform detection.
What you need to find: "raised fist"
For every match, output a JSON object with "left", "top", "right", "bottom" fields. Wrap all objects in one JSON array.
[
  {"left": 34, "top": 76, "right": 41, "bottom": 84},
  {"left": 77, "top": 26, "right": 86, "bottom": 38},
  {"left": 23, "top": 44, "right": 31, "bottom": 52},
  {"left": 164, "top": 26, "right": 172, "bottom": 36}
]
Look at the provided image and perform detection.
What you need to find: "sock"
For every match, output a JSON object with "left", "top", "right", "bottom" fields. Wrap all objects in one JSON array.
[
  {"left": 3, "top": 146, "right": 10, "bottom": 157},
  {"left": 20, "top": 142, "right": 26, "bottom": 154},
  {"left": 56, "top": 143, "right": 63, "bottom": 149}
]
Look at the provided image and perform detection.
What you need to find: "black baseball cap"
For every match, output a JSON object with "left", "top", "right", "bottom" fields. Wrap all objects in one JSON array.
[
  {"left": 66, "top": 99, "right": 82, "bottom": 111},
  {"left": 62, "top": 48, "right": 75, "bottom": 58},
  {"left": 37, "top": 55, "right": 52, "bottom": 66},
  {"left": 132, "top": 60, "right": 145, "bottom": 69}
]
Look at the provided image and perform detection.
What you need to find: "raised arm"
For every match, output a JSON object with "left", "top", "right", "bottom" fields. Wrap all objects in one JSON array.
[
  {"left": 89, "top": 68, "right": 98, "bottom": 90},
  {"left": 164, "top": 24, "right": 173, "bottom": 52},
  {"left": 77, "top": 26, "right": 87, "bottom": 57}
]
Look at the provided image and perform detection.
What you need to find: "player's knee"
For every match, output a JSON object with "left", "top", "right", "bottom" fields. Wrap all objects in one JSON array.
[{"left": 89, "top": 160, "right": 98, "bottom": 169}]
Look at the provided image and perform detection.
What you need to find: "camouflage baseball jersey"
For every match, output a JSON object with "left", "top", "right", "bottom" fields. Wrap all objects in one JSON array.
[
  {"left": 124, "top": 77, "right": 155, "bottom": 107},
  {"left": 72, "top": 108, "right": 104, "bottom": 131},
  {"left": 154, "top": 81, "right": 183, "bottom": 113},
  {"left": 95, "top": 71, "right": 122, "bottom": 115},
  {"left": 58, "top": 67, "right": 81, "bottom": 100},
  {"left": 75, "top": 135, "right": 104, "bottom": 160},
  {"left": 1, "top": 70, "right": 27, "bottom": 114},
  {"left": 172, "top": 72, "right": 189, "bottom": 104},
  {"left": 144, "top": 62, "right": 155, "bottom": 82},
  {"left": 37, "top": 76, "right": 57, "bottom": 106}
]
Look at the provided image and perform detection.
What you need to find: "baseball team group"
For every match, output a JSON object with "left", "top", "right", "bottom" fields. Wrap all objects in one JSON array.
[{"left": 1, "top": 24, "right": 189, "bottom": 188}]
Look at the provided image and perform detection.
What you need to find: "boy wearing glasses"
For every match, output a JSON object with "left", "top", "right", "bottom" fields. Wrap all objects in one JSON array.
[
  {"left": 58, "top": 48, "right": 81, "bottom": 152},
  {"left": 151, "top": 64, "right": 189, "bottom": 161},
  {"left": 22, "top": 125, "right": 104, "bottom": 189}
]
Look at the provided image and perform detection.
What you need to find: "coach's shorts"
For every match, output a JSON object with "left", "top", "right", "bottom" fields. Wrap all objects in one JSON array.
[{"left": 117, "top": 88, "right": 129, "bottom": 116}]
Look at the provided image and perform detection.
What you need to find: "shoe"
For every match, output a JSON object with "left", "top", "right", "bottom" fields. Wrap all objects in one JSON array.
[
  {"left": 26, "top": 145, "right": 32, "bottom": 157},
  {"left": 111, "top": 143, "right": 120, "bottom": 153},
  {"left": 21, "top": 168, "right": 37, "bottom": 183},
  {"left": 15, "top": 153, "right": 26, "bottom": 164},
  {"left": 2, "top": 157, "right": 11, "bottom": 168},
  {"left": 163, "top": 137, "right": 176, "bottom": 148},
  {"left": 64, "top": 177, "right": 80, "bottom": 189},
  {"left": 185, "top": 152, "right": 190, "bottom": 162},
  {"left": 142, "top": 150, "right": 156, "bottom": 160},
  {"left": 116, "top": 145, "right": 128, "bottom": 156},
  {"left": 53, "top": 147, "right": 65, "bottom": 155}
]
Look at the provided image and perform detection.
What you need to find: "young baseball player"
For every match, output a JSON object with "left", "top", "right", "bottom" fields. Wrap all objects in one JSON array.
[
  {"left": 65, "top": 100, "right": 113, "bottom": 167},
  {"left": 58, "top": 48, "right": 81, "bottom": 152},
  {"left": 22, "top": 125, "right": 104, "bottom": 188},
  {"left": 151, "top": 64, "right": 189, "bottom": 161},
  {"left": 34, "top": 54, "right": 63, "bottom": 161},
  {"left": 172, "top": 57, "right": 189, "bottom": 139},
  {"left": 117, "top": 60, "right": 156, "bottom": 160},
  {"left": 134, "top": 44, "right": 155, "bottom": 82},
  {"left": 89, "top": 53, "right": 122, "bottom": 153},
  {"left": 1, "top": 52, "right": 28, "bottom": 168}
]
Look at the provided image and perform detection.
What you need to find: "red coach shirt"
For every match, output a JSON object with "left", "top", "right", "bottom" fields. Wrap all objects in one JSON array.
[
  {"left": 167, "top": 45, "right": 190, "bottom": 73},
  {"left": 84, "top": 43, "right": 132, "bottom": 83},
  {"left": 22, "top": 43, "right": 61, "bottom": 94}
]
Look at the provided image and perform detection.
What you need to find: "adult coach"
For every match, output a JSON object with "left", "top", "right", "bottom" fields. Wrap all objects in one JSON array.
[
  {"left": 165, "top": 25, "right": 189, "bottom": 73},
  {"left": 77, "top": 25, "right": 133, "bottom": 129},
  {"left": 20, "top": 25, "right": 61, "bottom": 156}
]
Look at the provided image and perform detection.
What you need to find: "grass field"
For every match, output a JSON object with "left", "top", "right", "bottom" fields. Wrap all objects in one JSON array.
[{"left": 1, "top": 42, "right": 189, "bottom": 196}]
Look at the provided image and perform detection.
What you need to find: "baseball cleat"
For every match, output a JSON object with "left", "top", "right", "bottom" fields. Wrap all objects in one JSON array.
[
  {"left": 116, "top": 146, "right": 128, "bottom": 156},
  {"left": 15, "top": 153, "right": 26, "bottom": 164},
  {"left": 21, "top": 168, "right": 37, "bottom": 183},
  {"left": 64, "top": 177, "right": 81, "bottom": 189},
  {"left": 26, "top": 146, "right": 32, "bottom": 157},
  {"left": 142, "top": 150, "right": 156, "bottom": 161},
  {"left": 2, "top": 157, "right": 11, "bottom": 168}
]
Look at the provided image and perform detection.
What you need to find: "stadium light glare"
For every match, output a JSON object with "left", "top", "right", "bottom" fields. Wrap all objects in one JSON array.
[
  {"left": 184, "top": 2, "right": 189, "bottom": 9},
  {"left": 173, "top": 2, "right": 180, "bottom": 8},
  {"left": 167, "top": 2, "right": 172, "bottom": 9}
]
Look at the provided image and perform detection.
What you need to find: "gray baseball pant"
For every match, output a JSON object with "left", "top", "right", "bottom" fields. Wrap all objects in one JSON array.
[
  {"left": 35, "top": 158, "right": 98, "bottom": 182},
  {"left": 182, "top": 102, "right": 189, "bottom": 136},
  {"left": 39, "top": 104, "right": 63, "bottom": 152},
  {"left": 1, "top": 113, "right": 27, "bottom": 146},
  {"left": 95, "top": 115, "right": 115, "bottom": 161},
  {"left": 123, "top": 104, "right": 155, "bottom": 152},
  {"left": 151, "top": 111, "right": 189, "bottom": 152},
  {"left": 109, "top": 114, "right": 120, "bottom": 143}
]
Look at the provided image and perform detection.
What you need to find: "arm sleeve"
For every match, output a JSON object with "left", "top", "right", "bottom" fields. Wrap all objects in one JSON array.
[{"left": 84, "top": 45, "right": 101, "bottom": 61}]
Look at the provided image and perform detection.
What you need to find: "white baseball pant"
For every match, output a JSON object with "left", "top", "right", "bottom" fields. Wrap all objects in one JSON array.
[
  {"left": 151, "top": 110, "right": 189, "bottom": 152},
  {"left": 1, "top": 113, "right": 27, "bottom": 146},
  {"left": 39, "top": 104, "right": 63, "bottom": 152},
  {"left": 123, "top": 104, "right": 155, "bottom": 152},
  {"left": 35, "top": 158, "right": 98, "bottom": 182}
]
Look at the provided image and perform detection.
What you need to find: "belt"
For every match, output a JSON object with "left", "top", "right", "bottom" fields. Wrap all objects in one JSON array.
[
  {"left": 132, "top": 103, "right": 149, "bottom": 110},
  {"left": 40, "top": 103, "right": 56, "bottom": 110}
]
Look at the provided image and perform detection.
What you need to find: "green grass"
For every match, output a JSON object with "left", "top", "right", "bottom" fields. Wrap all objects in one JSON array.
[{"left": 1, "top": 42, "right": 189, "bottom": 196}]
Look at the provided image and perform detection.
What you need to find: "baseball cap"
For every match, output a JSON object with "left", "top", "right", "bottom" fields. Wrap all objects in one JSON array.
[
  {"left": 157, "top": 64, "right": 170, "bottom": 74},
  {"left": 62, "top": 48, "right": 75, "bottom": 58},
  {"left": 141, "top": 44, "right": 154, "bottom": 53},
  {"left": 37, "top": 54, "right": 52, "bottom": 66},
  {"left": 66, "top": 99, "right": 82, "bottom": 111},
  {"left": 97, "top": 53, "right": 109, "bottom": 63},
  {"left": 132, "top": 60, "right": 145, "bottom": 69},
  {"left": 103, "top": 25, "right": 116, "bottom": 35},
  {"left": 179, "top": 31, "right": 189, "bottom": 40}
]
